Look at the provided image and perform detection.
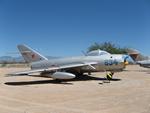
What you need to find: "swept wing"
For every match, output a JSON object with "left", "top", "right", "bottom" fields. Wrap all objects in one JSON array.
[{"left": 9, "top": 62, "right": 97, "bottom": 75}]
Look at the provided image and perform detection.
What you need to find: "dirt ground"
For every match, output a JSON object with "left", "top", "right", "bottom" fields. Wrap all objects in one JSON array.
[{"left": 0, "top": 65, "right": 150, "bottom": 113}]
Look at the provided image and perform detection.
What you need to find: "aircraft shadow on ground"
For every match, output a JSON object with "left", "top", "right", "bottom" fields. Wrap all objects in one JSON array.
[
  {"left": 67, "top": 74, "right": 121, "bottom": 82},
  {"left": 5, "top": 74, "right": 121, "bottom": 86},
  {"left": 5, "top": 79, "right": 73, "bottom": 86}
]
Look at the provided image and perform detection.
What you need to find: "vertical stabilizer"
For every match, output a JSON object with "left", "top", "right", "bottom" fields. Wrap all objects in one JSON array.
[{"left": 17, "top": 44, "right": 48, "bottom": 63}]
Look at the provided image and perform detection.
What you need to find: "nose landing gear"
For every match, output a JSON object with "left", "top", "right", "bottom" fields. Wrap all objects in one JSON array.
[
  {"left": 102, "top": 71, "right": 114, "bottom": 83},
  {"left": 106, "top": 71, "right": 114, "bottom": 81}
]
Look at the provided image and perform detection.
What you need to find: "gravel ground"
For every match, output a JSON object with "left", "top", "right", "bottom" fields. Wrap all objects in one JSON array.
[{"left": 0, "top": 65, "right": 150, "bottom": 113}]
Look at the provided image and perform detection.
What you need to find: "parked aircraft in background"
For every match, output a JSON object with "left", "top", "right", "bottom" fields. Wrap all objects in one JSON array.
[
  {"left": 9, "top": 45, "right": 129, "bottom": 80},
  {"left": 127, "top": 49, "right": 150, "bottom": 68},
  {"left": 136, "top": 60, "right": 150, "bottom": 68}
]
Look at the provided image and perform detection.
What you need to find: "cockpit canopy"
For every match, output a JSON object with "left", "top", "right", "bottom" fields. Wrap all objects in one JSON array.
[{"left": 87, "top": 49, "right": 111, "bottom": 56}]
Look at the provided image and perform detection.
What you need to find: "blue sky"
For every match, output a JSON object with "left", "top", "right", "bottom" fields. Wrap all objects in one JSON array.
[{"left": 0, "top": 0, "right": 150, "bottom": 57}]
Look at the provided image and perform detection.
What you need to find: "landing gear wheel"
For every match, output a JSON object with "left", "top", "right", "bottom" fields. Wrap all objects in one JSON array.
[
  {"left": 54, "top": 79, "right": 62, "bottom": 83},
  {"left": 106, "top": 71, "right": 114, "bottom": 80},
  {"left": 88, "top": 72, "right": 91, "bottom": 75},
  {"left": 102, "top": 71, "right": 114, "bottom": 83}
]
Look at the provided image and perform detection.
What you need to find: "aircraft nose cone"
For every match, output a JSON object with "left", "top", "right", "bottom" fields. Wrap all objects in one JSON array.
[{"left": 122, "top": 55, "right": 129, "bottom": 66}]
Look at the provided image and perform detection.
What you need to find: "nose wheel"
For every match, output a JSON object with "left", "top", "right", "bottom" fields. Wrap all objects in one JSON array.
[
  {"left": 101, "top": 71, "right": 114, "bottom": 83},
  {"left": 106, "top": 71, "right": 114, "bottom": 81}
]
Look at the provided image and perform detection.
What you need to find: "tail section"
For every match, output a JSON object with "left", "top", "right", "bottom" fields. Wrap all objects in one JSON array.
[
  {"left": 17, "top": 44, "right": 48, "bottom": 63},
  {"left": 126, "top": 49, "right": 140, "bottom": 61}
]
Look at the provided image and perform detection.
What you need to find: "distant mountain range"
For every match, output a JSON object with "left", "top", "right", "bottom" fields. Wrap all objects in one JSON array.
[{"left": 0, "top": 56, "right": 59, "bottom": 63}]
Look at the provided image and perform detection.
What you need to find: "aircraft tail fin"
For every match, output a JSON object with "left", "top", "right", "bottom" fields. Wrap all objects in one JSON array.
[
  {"left": 17, "top": 44, "right": 48, "bottom": 63},
  {"left": 126, "top": 49, "right": 140, "bottom": 61},
  {"left": 129, "top": 54, "right": 139, "bottom": 61}
]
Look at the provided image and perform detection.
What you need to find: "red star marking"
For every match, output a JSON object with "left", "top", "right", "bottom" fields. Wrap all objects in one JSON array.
[{"left": 32, "top": 54, "right": 35, "bottom": 59}]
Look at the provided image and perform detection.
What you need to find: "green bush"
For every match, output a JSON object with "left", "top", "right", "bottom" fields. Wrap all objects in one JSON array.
[{"left": 88, "top": 42, "right": 128, "bottom": 54}]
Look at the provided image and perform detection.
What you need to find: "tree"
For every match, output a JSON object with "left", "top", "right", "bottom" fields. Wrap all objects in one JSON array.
[{"left": 87, "top": 42, "right": 128, "bottom": 54}]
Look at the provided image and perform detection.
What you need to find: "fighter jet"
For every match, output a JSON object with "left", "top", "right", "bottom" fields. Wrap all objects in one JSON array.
[
  {"left": 9, "top": 45, "right": 129, "bottom": 80},
  {"left": 136, "top": 60, "right": 150, "bottom": 68},
  {"left": 127, "top": 49, "right": 150, "bottom": 68}
]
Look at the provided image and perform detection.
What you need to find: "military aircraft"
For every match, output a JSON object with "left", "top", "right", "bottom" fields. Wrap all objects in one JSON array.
[
  {"left": 136, "top": 60, "right": 150, "bottom": 68},
  {"left": 9, "top": 45, "right": 129, "bottom": 80},
  {"left": 127, "top": 49, "right": 150, "bottom": 68}
]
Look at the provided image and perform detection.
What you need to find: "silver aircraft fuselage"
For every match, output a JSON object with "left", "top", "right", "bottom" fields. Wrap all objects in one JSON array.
[{"left": 31, "top": 54, "right": 126, "bottom": 73}]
